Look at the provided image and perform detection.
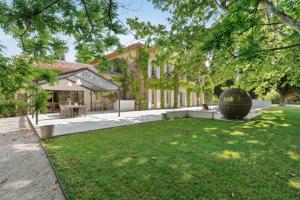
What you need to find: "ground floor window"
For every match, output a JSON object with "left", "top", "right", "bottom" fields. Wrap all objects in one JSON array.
[
  {"left": 179, "top": 91, "right": 184, "bottom": 107},
  {"left": 151, "top": 90, "right": 156, "bottom": 108},
  {"left": 47, "top": 90, "right": 84, "bottom": 112},
  {"left": 166, "top": 91, "right": 169, "bottom": 106}
]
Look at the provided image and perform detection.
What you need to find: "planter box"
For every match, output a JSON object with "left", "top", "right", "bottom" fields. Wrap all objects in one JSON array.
[
  {"left": 187, "top": 110, "right": 214, "bottom": 119},
  {"left": 166, "top": 110, "right": 188, "bottom": 119},
  {"left": 161, "top": 113, "right": 168, "bottom": 120},
  {"left": 40, "top": 125, "right": 55, "bottom": 139},
  {"left": 165, "top": 110, "right": 215, "bottom": 120}
]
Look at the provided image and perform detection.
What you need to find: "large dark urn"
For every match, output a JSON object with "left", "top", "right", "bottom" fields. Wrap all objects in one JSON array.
[{"left": 218, "top": 88, "right": 252, "bottom": 119}]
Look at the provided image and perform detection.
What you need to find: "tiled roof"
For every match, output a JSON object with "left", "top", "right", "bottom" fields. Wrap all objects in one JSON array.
[
  {"left": 35, "top": 60, "right": 97, "bottom": 73},
  {"left": 90, "top": 42, "right": 155, "bottom": 65},
  {"left": 105, "top": 43, "right": 143, "bottom": 60}
]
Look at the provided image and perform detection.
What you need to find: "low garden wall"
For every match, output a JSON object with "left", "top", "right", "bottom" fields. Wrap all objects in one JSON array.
[{"left": 165, "top": 110, "right": 214, "bottom": 120}]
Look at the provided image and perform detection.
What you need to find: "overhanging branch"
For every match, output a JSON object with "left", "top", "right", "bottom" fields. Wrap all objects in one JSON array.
[
  {"left": 263, "top": 42, "right": 300, "bottom": 52},
  {"left": 80, "top": 0, "right": 96, "bottom": 33},
  {"left": 261, "top": 0, "right": 300, "bottom": 34}
]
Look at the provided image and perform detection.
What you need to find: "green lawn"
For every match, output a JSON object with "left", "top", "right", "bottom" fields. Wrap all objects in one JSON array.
[{"left": 44, "top": 106, "right": 300, "bottom": 200}]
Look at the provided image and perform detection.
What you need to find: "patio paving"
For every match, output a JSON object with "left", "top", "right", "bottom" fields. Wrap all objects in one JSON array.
[
  {"left": 28, "top": 103, "right": 271, "bottom": 137},
  {"left": 29, "top": 107, "right": 204, "bottom": 137},
  {"left": 0, "top": 117, "right": 64, "bottom": 200}
]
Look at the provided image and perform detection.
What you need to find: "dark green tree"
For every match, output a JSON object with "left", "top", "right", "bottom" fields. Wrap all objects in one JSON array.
[
  {"left": 128, "top": 0, "right": 300, "bottom": 104},
  {"left": 0, "top": 0, "right": 127, "bottom": 116}
]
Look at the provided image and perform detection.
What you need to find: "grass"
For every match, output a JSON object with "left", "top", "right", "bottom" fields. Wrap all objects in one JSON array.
[{"left": 44, "top": 106, "right": 300, "bottom": 200}]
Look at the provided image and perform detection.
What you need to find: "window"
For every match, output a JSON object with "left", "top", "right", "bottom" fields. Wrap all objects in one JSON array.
[
  {"left": 152, "top": 90, "right": 156, "bottom": 106},
  {"left": 179, "top": 91, "right": 184, "bottom": 106},
  {"left": 165, "top": 65, "right": 169, "bottom": 74},
  {"left": 166, "top": 91, "right": 169, "bottom": 106},
  {"left": 151, "top": 66, "right": 156, "bottom": 78}
]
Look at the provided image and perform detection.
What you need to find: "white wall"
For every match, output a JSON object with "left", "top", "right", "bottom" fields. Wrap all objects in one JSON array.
[{"left": 114, "top": 100, "right": 135, "bottom": 111}]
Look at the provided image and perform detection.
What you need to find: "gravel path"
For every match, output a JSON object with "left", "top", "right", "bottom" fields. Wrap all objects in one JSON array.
[{"left": 0, "top": 117, "right": 65, "bottom": 200}]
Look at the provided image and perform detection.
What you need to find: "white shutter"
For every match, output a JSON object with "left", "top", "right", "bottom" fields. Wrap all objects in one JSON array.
[
  {"left": 148, "top": 65, "right": 152, "bottom": 78},
  {"left": 184, "top": 90, "right": 187, "bottom": 107},
  {"left": 157, "top": 90, "right": 161, "bottom": 108},
  {"left": 156, "top": 67, "right": 160, "bottom": 79},
  {"left": 171, "top": 90, "right": 174, "bottom": 108},
  {"left": 148, "top": 89, "right": 152, "bottom": 109},
  {"left": 148, "top": 59, "right": 152, "bottom": 78},
  {"left": 170, "top": 65, "right": 174, "bottom": 72}
]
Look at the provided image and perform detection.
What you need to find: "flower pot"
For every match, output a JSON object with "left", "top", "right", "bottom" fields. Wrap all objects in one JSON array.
[{"left": 40, "top": 125, "right": 55, "bottom": 139}]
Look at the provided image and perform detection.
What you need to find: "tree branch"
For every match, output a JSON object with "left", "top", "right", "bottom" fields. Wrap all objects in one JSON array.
[
  {"left": 17, "top": 0, "right": 61, "bottom": 52},
  {"left": 213, "top": 0, "right": 228, "bottom": 11},
  {"left": 80, "top": 0, "right": 96, "bottom": 33},
  {"left": 261, "top": 0, "right": 300, "bottom": 34},
  {"left": 31, "top": 0, "right": 61, "bottom": 18},
  {"left": 108, "top": 0, "right": 117, "bottom": 33},
  {"left": 263, "top": 42, "right": 300, "bottom": 52},
  {"left": 261, "top": 22, "right": 282, "bottom": 26}
]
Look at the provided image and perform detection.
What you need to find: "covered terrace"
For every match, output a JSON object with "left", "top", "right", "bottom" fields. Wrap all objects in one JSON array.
[{"left": 33, "top": 68, "right": 121, "bottom": 125}]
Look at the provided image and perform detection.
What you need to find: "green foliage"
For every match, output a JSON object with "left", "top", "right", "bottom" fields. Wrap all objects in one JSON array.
[
  {"left": 0, "top": 0, "right": 128, "bottom": 116},
  {"left": 203, "top": 75, "right": 214, "bottom": 103},
  {"left": 0, "top": 99, "right": 28, "bottom": 118},
  {"left": 110, "top": 58, "right": 128, "bottom": 73},
  {"left": 129, "top": 75, "right": 138, "bottom": 99},
  {"left": 186, "top": 88, "right": 191, "bottom": 107},
  {"left": 128, "top": 0, "right": 300, "bottom": 101},
  {"left": 261, "top": 89, "right": 280, "bottom": 103},
  {"left": 0, "top": 0, "right": 125, "bottom": 61},
  {"left": 0, "top": 54, "right": 57, "bottom": 116},
  {"left": 148, "top": 78, "right": 161, "bottom": 89},
  {"left": 33, "top": 90, "right": 49, "bottom": 114},
  {"left": 137, "top": 48, "right": 149, "bottom": 77},
  {"left": 98, "top": 58, "right": 128, "bottom": 74}
]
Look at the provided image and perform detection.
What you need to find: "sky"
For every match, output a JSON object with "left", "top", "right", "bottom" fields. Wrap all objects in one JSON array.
[{"left": 0, "top": 0, "right": 170, "bottom": 62}]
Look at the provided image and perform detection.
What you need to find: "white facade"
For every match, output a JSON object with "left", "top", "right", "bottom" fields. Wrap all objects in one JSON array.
[{"left": 147, "top": 63, "right": 204, "bottom": 109}]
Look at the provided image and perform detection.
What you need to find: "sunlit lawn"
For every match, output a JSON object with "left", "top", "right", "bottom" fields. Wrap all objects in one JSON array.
[{"left": 44, "top": 106, "right": 300, "bottom": 200}]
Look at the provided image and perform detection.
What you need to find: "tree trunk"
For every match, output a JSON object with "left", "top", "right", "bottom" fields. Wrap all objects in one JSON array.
[
  {"left": 262, "top": 0, "right": 300, "bottom": 34},
  {"left": 279, "top": 92, "right": 285, "bottom": 106}
]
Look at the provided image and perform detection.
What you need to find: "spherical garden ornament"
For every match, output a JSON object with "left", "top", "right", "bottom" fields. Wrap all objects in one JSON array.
[{"left": 218, "top": 88, "right": 252, "bottom": 120}]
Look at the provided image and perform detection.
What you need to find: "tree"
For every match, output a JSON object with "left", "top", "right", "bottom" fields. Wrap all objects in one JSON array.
[
  {"left": 0, "top": 0, "right": 125, "bottom": 61},
  {"left": 128, "top": 0, "right": 300, "bottom": 104},
  {"left": 0, "top": 0, "right": 126, "bottom": 116},
  {"left": 0, "top": 54, "right": 57, "bottom": 117}
]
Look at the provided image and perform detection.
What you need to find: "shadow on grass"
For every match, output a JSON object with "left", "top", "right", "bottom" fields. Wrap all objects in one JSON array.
[{"left": 43, "top": 107, "right": 300, "bottom": 199}]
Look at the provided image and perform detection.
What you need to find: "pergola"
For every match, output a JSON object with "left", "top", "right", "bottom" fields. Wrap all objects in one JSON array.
[{"left": 35, "top": 68, "right": 121, "bottom": 124}]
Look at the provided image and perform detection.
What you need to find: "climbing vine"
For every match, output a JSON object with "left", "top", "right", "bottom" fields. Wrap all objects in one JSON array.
[{"left": 104, "top": 45, "right": 208, "bottom": 110}]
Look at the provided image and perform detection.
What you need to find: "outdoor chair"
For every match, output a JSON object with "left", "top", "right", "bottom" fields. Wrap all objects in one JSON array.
[
  {"left": 59, "top": 105, "right": 72, "bottom": 118},
  {"left": 78, "top": 105, "right": 87, "bottom": 117},
  {"left": 202, "top": 104, "right": 210, "bottom": 110}
]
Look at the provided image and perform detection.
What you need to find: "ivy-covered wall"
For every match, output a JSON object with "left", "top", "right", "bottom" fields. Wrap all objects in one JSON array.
[{"left": 105, "top": 46, "right": 209, "bottom": 110}]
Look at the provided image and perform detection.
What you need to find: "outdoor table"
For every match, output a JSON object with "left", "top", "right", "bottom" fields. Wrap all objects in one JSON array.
[{"left": 68, "top": 105, "right": 87, "bottom": 117}]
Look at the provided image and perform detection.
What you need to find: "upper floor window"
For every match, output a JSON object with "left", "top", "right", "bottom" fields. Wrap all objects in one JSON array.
[
  {"left": 151, "top": 66, "right": 156, "bottom": 78},
  {"left": 165, "top": 65, "right": 169, "bottom": 74}
]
